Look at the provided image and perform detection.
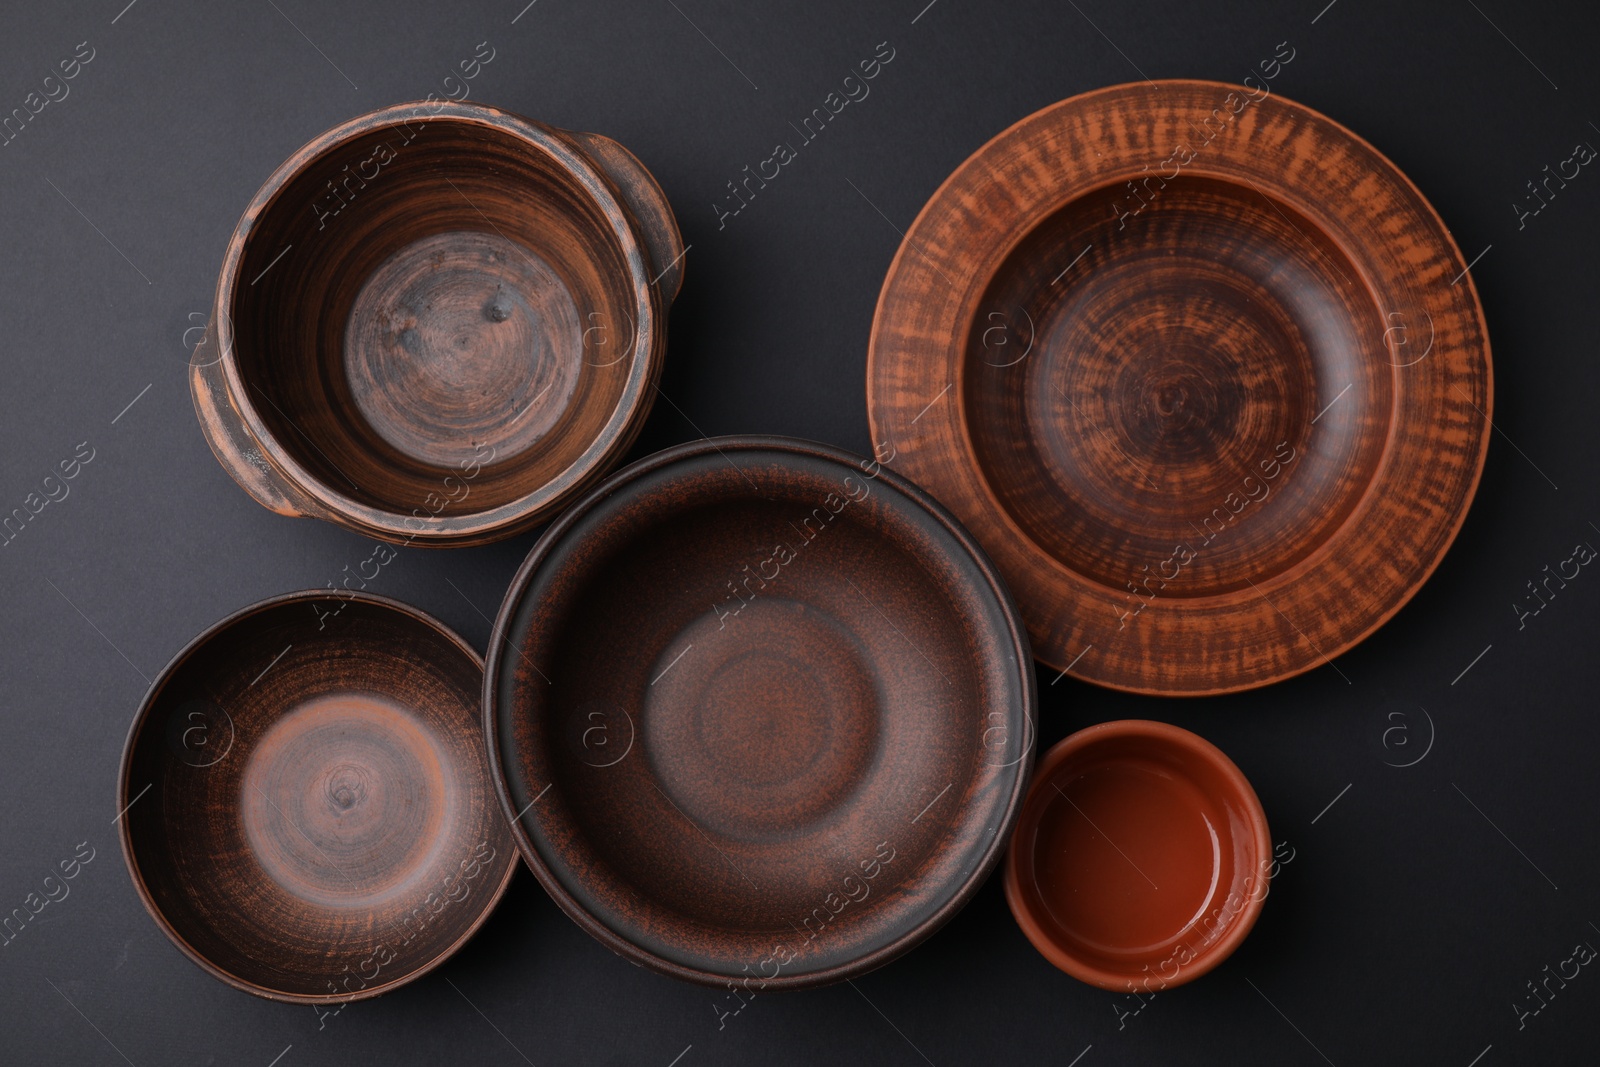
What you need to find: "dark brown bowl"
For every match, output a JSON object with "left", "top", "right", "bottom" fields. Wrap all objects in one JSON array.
[
  {"left": 867, "top": 80, "right": 1492, "bottom": 694},
  {"left": 485, "top": 436, "right": 1036, "bottom": 988},
  {"left": 118, "top": 591, "right": 515, "bottom": 1003},
  {"left": 191, "top": 100, "right": 684, "bottom": 547}
]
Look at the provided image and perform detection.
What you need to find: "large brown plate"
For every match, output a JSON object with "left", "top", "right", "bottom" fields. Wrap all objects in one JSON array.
[{"left": 867, "top": 79, "right": 1492, "bottom": 694}]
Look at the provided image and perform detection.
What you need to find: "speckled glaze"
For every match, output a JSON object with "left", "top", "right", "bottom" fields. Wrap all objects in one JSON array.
[
  {"left": 1004, "top": 720, "right": 1272, "bottom": 991},
  {"left": 118, "top": 591, "right": 515, "bottom": 1003},
  {"left": 191, "top": 100, "right": 683, "bottom": 547},
  {"left": 867, "top": 80, "right": 1492, "bottom": 694},
  {"left": 485, "top": 436, "right": 1036, "bottom": 988}
]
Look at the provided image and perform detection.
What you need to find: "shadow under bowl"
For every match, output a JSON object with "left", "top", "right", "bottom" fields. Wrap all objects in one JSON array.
[
  {"left": 119, "top": 591, "right": 515, "bottom": 1003},
  {"left": 487, "top": 436, "right": 1036, "bottom": 988},
  {"left": 1004, "top": 720, "right": 1270, "bottom": 991}
]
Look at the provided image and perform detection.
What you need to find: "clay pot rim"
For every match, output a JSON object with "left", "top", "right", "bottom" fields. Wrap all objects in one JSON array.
[
  {"left": 1003, "top": 718, "right": 1272, "bottom": 991},
  {"left": 483, "top": 434, "right": 1038, "bottom": 988},
  {"left": 210, "top": 100, "right": 664, "bottom": 543},
  {"left": 865, "top": 78, "right": 1494, "bottom": 695},
  {"left": 117, "top": 589, "right": 516, "bottom": 1004}
]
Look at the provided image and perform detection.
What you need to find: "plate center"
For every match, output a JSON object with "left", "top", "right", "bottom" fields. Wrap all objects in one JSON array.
[{"left": 964, "top": 174, "right": 1392, "bottom": 598}]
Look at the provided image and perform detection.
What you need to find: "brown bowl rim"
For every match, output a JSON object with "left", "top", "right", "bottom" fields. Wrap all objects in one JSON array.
[
  {"left": 484, "top": 434, "right": 1038, "bottom": 988},
  {"left": 210, "top": 100, "right": 665, "bottom": 543},
  {"left": 117, "top": 589, "right": 516, "bottom": 1004},
  {"left": 1003, "top": 719, "right": 1272, "bottom": 991}
]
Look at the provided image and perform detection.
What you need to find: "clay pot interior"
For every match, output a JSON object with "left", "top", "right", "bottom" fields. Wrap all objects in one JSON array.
[
  {"left": 119, "top": 593, "right": 514, "bottom": 1002},
  {"left": 1004, "top": 720, "right": 1270, "bottom": 991},
  {"left": 228, "top": 112, "right": 643, "bottom": 520},
  {"left": 965, "top": 174, "right": 1392, "bottom": 597},
  {"left": 488, "top": 438, "right": 1035, "bottom": 988}
]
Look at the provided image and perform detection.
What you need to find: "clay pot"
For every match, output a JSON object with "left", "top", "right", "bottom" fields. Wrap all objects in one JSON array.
[{"left": 192, "top": 101, "right": 683, "bottom": 547}]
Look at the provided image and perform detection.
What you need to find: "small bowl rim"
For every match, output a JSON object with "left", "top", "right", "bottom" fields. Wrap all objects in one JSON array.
[
  {"left": 484, "top": 434, "right": 1038, "bottom": 988},
  {"left": 210, "top": 100, "right": 664, "bottom": 542},
  {"left": 117, "top": 588, "right": 516, "bottom": 1004},
  {"left": 1003, "top": 718, "right": 1271, "bottom": 991}
]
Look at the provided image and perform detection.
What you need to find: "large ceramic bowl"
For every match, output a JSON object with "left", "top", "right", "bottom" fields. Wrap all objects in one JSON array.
[
  {"left": 867, "top": 80, "right": 1492, "bottom": 693},
  {"left": 191, "top": 100, "right": 684, "bottom": 547},
  {"left": 486, "top": 436, "right": 1036, "bottom": 987}
]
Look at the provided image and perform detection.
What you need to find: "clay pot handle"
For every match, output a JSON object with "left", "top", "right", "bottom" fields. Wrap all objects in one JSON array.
[
  {"left": 189, "top": 321, "right": 333, "bottom": 522},
  {"left": 569, "top": 130, "right": 686, "bottom": 302}
]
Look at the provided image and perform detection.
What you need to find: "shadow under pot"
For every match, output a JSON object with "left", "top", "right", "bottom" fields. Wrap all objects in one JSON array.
[
  {"left": 191, "top": 100, "right": 684, "bottom": 547},
  {"left": 118, "top": 591, "right": 515, "bottom": 1002},
  {"left": 485, "top": 436, "right": 1037, "bottom": 988}
]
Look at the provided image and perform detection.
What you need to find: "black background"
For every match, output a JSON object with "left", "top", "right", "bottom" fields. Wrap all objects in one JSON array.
[{"left": 2, "top": 0, "right": 1597, "bottom": 1063}]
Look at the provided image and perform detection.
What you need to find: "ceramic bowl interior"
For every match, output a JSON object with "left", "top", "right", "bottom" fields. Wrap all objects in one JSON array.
[
  {"left": 488, "top": 438, "right": 1035, "bottom": 988},
  {"left": 227, "top": 112, "right": 643, "bottom": 520},
  {"left": 120, "top": 593, "right": 514, "bottom": 1002},
  {"left": 1004, "top": 720, "right": 1270, "bottom": 991},
  {"left": 964, "top": 174, "right": 1391, "bottom": 597}
]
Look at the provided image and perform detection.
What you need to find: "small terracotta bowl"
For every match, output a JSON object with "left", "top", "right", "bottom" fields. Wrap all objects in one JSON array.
[
  {"left": 118, "top": 591, "right": 515, "bottom": 1003},
  {"left": 1004, "top": 720, "right": 1270, "bottom": 991},
  {"left": 486, "top": 436, "right": 1036, "bottom": 988},
  {"left": 191, "top": 101, "right": 684, "bottom": 547}
]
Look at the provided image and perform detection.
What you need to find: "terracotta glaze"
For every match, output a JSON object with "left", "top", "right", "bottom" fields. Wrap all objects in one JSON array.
[{"left": 1005, "top": 720, "right": 1270, "bottom": 991}]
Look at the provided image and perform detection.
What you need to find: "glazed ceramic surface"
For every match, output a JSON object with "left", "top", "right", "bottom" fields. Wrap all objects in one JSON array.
[
  {"left": 486, "top": 436, "right": 1035, "bottom": 988},
  {"left": 1004, "top": 720, "right": 1271, "bottom": 991},
  {"left": 192, "top": 101, "right": 683, "bottom": 547},
  {"left": 119, "top": 592, "right": 514, "bottom": 1002},
  {"left": 867, "top": 80, "right": 1492, "bottom": 693}
]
